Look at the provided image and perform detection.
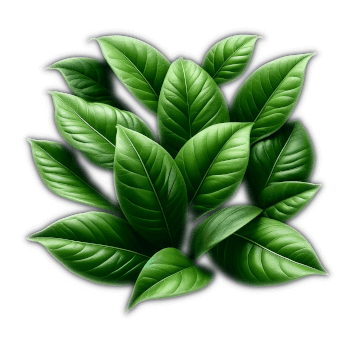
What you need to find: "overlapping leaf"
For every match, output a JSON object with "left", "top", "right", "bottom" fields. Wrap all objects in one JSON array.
[
  {"left": 210, "top": 217, "right": 326, "bottom": 285},
  {"left": 258, "top": 182, "right": 321, "bottom": 222},
  {"left": 48, "top": 57, "right": 118, "bottom": 106},
  {"left": 175, "top": 123, "right": 252, "bottom": 214},
  {"left": 95, "top": 35, "right": 170, "bottom": 114},
  {"left": 231, "top": 53, "right": 314, "bottom": 144},
  {"left": 51, "top": 92, "right": 155, "bottom": 169},
  {"left": 114, "top": 126, "right": 187, "bottom": 249},
  {"left": 158, "top": 58, "right": 230, "bottom": 157},
  {"left": 128, "top": 248, "right": 213, "bottom": 310},
  {"left": 202, "top": 35, "right": 260, "bottom": 85},
  {"left": 29, "top": 212, "right": 150, "bottom": 284},
  {"left": 246, "top": 121, "right": 314, "bottom": 198},
  {"left": 29, "top": 139, "right": 120, "bottom": 213}
]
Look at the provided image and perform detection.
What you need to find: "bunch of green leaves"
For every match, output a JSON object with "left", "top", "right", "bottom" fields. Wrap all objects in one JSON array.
[{"left": 28, "top": 34, "right": 326, "bottom": 311}]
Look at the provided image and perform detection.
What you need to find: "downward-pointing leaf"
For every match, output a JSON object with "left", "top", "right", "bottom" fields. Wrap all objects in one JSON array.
[
  {"left": 95, "top": 35, "right": 170, "bottom": 114},
  {"left": 210, "top": 217, "right": 326, "bottom": 286},
  {"left": 231, "top": 53, "right": 314, "bottom": 144},
  {"left": 175, "top": 123, "right": 252, "bottom": 214},
  {"left": 158, "top": 58, "right": 230, "bottom": 157},
  {"left": 114, "top": 126, "right": 187, "bottom": 249},
  {"left": 128, "top": 248, "right": 213, "bottom": 311},
  {"left": 51, "top": 92, "right": 155, "bottom": 169},
  {"left": 246, "top": 121, "right": 314, "bottom": 198},
  {"left": 29, "top": 139, "right": 120, "bottom": 214},
  {"left": 192, "top": 205, "right": 262, "bottom": 258},
  {"left": 202, "top": 35, "right": 260, "bottom": 85},
  {"left": 258, "top": 182, "right": 321, "bottom": 222},
  {"left": 48, "top": 57, "right": 118, "bottom": 107},
  {"left": 28, "top": 212, "right": 150, "bottom": 285}
]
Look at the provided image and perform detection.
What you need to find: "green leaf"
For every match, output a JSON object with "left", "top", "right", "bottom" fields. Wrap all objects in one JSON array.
[
  {"left": 246, "top": 121, "right": 314, "bottom": 198},
  {"left": 29, "top": 139, "right": 121, "bottom": 214},
  {"left": 202, "top": 35, "right": 260, "bottom": 86},
  {"left": 114, "top": 126, "right": 188, "bottom": 249},
  {"left": 50, "top": 92, "right": 155, "bottom": 169},
  {"left": 28, "top": 212, "right": 150, "bottom": 285},
  {"left": 128, "top": 248, "right": 213, "bottom": 310},
  {"left": 231, "top": 53, "right": 314, "bottom": 145},
  {"left": 258, "top": 182, "right": 321, "bottom": 222},
  {"left": 95, "top": 35, "right": 170, "bottom": 114},
  {"left": 192, "top": 205, "right": 262, "bottom": 258},
  {"left": 48, "top": 57, "right": 118, "bottom": 107},
  {"left": 175, "top": 123, "right": 252, "bottom": 214},
  {"left": 210, "top": 217, "right": 326, "bottom": 286},
  {"left": 158, "top": 58, "right": 230, "bottom": 157}
]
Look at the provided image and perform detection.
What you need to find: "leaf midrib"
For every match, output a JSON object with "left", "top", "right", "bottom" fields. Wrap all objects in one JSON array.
[{"left": 179, "top": 59, "right": 191, "bottom": 138}]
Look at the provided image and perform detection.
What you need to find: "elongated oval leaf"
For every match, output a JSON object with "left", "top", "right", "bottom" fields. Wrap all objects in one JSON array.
[
  {"left": 210, "top": 217, "right": 326, "bottom": 285},
  {"left": 51, "top": 92, "right": 155, "bottom": 169},
  {"left": 48, "top": 57, "right": 118, "bottom": 106},
  {"left": 28, "top": 212, "right": 150, "bottom": 284},
  {"left": 29, "top": 139, "right": 121, "bottom": 214},
  {"left": 158, "top": 58, "right": 230, "bottom": 157},
  {"left": 246, "top": 121, "right": 314, "bottom": 198},
  {"left": 114, "top": 126, "right": 187, "bottom": 249},
  {"left": 175, "top": 123, "right": 252, "bottom": 214},
  {"left": 202, "top": 35, "right": 260, "bottom": 85},
  {"left": 95, "top": 35, "right": 170, "bottom": 114},
  {"left": 192, "top": 205, "right": 262, "bottom": 258},
  {"left": 231, "top": 53, "right": 314, "bottom": 144},
  {"left": 258, "top": 182, "right": 321, "bottom": 222},
  {"left": 128, "top": 248, "right": 213, "bottom": 310}
]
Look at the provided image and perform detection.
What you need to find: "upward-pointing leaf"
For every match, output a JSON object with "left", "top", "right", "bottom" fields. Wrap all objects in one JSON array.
[
  {"left": 231, "top": 53, "right": 314, "bottom": 145},
  {"left": 158, "top": 58, "right": 230, "bottom": 157},
  {"left": 202, "top": 35, "right": 260, "bottom": 85},
  {"left": 29, "top": 212, "right": 150, "bottom": 285},
  {"left": 48, "top": 57, "right": 118, "bottom": 107},
  {"left": 95, "top": 35, "right": 170, "bottom": 114},
  {"left": 28, "top": 139, "right": 121, "bottom": 214},
  {"left": 51, "top": 92, "right": 155, "bottom": 169},
  {"left": 114, "top": 126, "right": 188, "bottom": 249}
]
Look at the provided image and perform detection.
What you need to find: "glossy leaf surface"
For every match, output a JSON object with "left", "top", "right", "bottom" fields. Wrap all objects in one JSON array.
[
  {"left": 192, "top": 205, "right": 262, "bottom": 258},
  {"left": 158, "top": 58, "right": 230, "bottom": 157},
  {"left": 175, "top": 123, "right": 252, "bottom": 214},
  {"left": 51, "top": 92, "right": 155, "bottom": 169},
  {"left": 96, "top": 35, "right": 170, "bottom": 114},
  {"left": 258, "top": 182, "right": 321, "bottom": 222},
  {"left": 29, "top": 212, "right": 150, "bottom": 284},
  {"left": 128, "top": 248, "right": 213, "bottom": 310},
  {"left": 48, "top": 57, "right": 117, "bottom": 106},
  {"left": 210, "top": 217, "right": 326, "bottom": 285},
  {"left": 246, "top": 121, "right": 314, "bottom": 198},
  {"left": 114, "top": 126, "right": 187, "bottom": 249},
  {"left": 29, "top": 139, "right": 120, "bottom": 213},
  {"left": 231, "top": 53, "right": 314, "bottom": 144},
  {"left": 202, "top": 35, "right": 259, "bottom": 85}
]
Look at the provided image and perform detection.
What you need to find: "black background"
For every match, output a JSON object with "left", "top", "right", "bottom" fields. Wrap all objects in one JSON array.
[{"left": 17, "top": 11, "right": 335, "bottom": 330}]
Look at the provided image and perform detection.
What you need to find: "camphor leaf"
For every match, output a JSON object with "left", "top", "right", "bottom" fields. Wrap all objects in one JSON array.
[
  {"left": 28, "top": 139, "right": 121, "bottom": 214},
  {"left": 246, "top": 121, "right": 314, "bottom": 198},
  {"left": 231, "top": 53, "right": 314, "bottom": 145},
  {"left": 158, "top": 58, "right": 230, "bottom": 157},
  {"left": 258, "top": 182, "right": 321, "bottom": 222},
  {"left": 28, "top": 212, "right": 150, "bottom": 284},
  {"left": 192, "top": 206, "right": 262, "bottom": 258},
  {"left": 202, "top": 35, "right": 260, "bottom": 86},
  {"left": 210, "top": 217, "right": 326, "bottom": 286},
  {"left": 114, "top": 126, "right": 187, "bottom": 249},
  {"left": 175, "top": 123, "right": 253, "bottom": 214},
  {"left": 51, "top": 92, "right": 155, "bottom": 169},
  {"left": 95, "top": 35, "right": 170, "bottom": 114},
  {"left": 48, "top": 57, "right": 118, "bottom": 107},
  {"left": 128, "top": 248, "right": 213, "bottom": 311}
]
